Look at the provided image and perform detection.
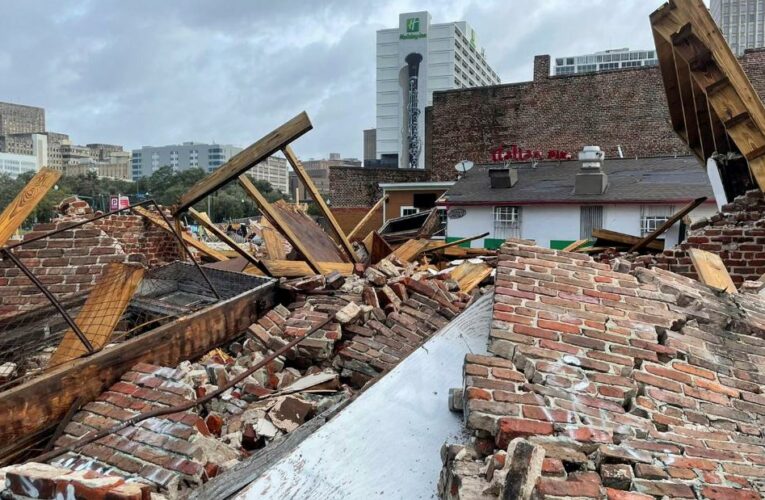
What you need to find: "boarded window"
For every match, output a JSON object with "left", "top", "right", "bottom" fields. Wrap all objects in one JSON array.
[{"left": 580, "top": 206, "right": 603, "bottom": 240}]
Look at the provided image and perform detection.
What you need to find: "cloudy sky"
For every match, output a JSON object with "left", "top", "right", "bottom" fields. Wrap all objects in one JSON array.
[{"left": 0, "top": 0, "right": 703, "bottom": 160}]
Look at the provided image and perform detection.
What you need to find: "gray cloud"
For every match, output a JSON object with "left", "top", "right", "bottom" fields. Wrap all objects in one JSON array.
[{"left": 0, "top": 0, "right": 682, "bottom": 159}]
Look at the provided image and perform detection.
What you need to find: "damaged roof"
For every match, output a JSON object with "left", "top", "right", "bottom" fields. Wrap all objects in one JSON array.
[{"left": 441, "top": 156, "right": 714, "bottom": 205}]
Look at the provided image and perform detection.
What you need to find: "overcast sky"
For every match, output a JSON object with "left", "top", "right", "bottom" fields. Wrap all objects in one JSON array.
[{"left": 0, "top": 1, "right": 708, "bottom": 159}]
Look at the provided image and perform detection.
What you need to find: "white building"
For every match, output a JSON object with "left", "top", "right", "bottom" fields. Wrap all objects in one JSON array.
[
  {"left": 375, "top": 11, "right": 500, "bottom": 169},
  {"left": 711, "top": 0, "right": 765, "bottom": 55},
  {"left": 0, "top": 133, "right": 46, "bottom": 178},
  {"left": 553, "top": 48, "right": 658, "bottom": 76},
  {"left": 131, "top": 142, "right": 243, "bottom": 179},
  {"left": 247, "top": 155, "right": 289, "bottom": 194},
  {"left": 440, "top": 150, "right": 717, "bottom": 250}
]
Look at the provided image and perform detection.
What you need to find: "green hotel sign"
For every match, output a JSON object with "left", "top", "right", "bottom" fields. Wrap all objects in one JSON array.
[{"left": 400, "top": 17, "right": 426, "bottom": 40}]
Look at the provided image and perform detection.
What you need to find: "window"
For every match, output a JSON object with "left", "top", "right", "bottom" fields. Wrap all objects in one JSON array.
[
  {"left": 641, "top": 205, "right": 674, "bottom": 236},
  {"left": 401, "top": 206, "right": 419, "bottom": 217},
  {"left": 493, "top": 206, "right": 520, "bottom": 240}
]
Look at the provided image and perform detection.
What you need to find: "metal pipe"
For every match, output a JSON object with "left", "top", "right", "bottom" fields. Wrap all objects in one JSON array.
[
  {"left": 1, "top": 249, "right": 94, "bottom": 354},
  {"left": 150, "top": 201, "right": 221, "bottom": 301},
  {"left": 31, "top": 315, "right": 334, "bottom": 464}
]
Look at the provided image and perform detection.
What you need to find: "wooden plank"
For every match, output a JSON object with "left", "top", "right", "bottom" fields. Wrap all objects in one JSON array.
[
  {"left": 362, "top": 231, "right": 374, "bottom": 254},
  {"left": 673, "top": 45, "right": 703, "bottom": 157},
  {"left": 591, "top": 228, "right": 664, "bottom": 251},
  {"left": 369, "top": 231, "right": 394, "bottom": 265},
  {"left": 392, "top": 239, "right": 431, "bottom": 262},
  {"left": 688, "top": 248, "right": 737, "bottom": 293},
  {"left": 348, "top": 195, "right": 388, "bottom": 241},
  {"left": 283, "top": 145, "right": 357, "bottom": 263},
  {"left": 176, "top": 112, "right": 312, "bottom": 213},
  {"left": 629, "top": 197, "right": 708, "bottom": 252},
  {"left": 421, "top": 232, "right": 492, "bottom": 254},
  {"left": 260, "top": 218, "right": 287, "bottom": 260},
  {"left": 48, "top": 263, "right": 145, "bottom": 367},
  {"left": 450, "top": 262, "right": 492, "bottom": 293},
  {"left": 0, "top": 281, "right": 276, "bottom": 445},
  {"left": 188, "top": 208, "right": 260, "bottom": 266},
  {"left": 0, "top": 168, "right": 61, "bottom": 247},
  {"left": 133, "top": 206, "right": 229, "bottom": 262},
  {"left": 260, "top": 259, "right": 354, "bottom": 278},
  {"left": 562, "top": 239, "right": 589, "bottom": 253},
  {"left": 652, "top": 25, "right": 686, "bottom": 133},
  {"left": 689, "top": 73, "right": 716, "bottom": 160}
]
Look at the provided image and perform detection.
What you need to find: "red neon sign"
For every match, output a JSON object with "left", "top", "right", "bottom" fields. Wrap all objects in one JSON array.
[{"left": 491, "top": 145, "right": 572, "bottom": 162}]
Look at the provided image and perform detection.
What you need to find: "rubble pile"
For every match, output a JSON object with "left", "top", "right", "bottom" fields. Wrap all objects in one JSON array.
[
  {"left": 0, "top": 255, "right": 493, "bottom": 499},
  {"left": 439, "top": 240, "right": 765, "bottom": 499}
]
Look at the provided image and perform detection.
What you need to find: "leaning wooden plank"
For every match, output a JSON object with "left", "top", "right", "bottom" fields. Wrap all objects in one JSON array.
[
  {"left": 133, "top": 206, "right": 229, "bottom": 261},
  {"left": 393, "top": 239, "right": 431, "bottom": 262},
  {"left": 260, "top": 218, "right": 287, "bottom": 260},
  {"left": 562, "top": 239, "right": 589, "bottom": 252},
  {"left": 421, "top": 232, "right": 491, "bottom": 255},
  {"left": 0, "top": 168, "right": 61, "bottom": 247},
  {"left": 369, "top": 231, "right": 394, "bottom": 265},
  {"left": 629, "top": 197, "right": 708, "bottom": 252},
  {"left": 348, "top": 195, "right": 388, "bottom": 241},
  {"left": 415, "top": 208, "right": 442, "bottom": 239},
  {"left": 0, "top": 280, "right": 276, "bottom": 445},
  {"left": 188, "top": 208, "right": 260, "bottom": 266},
  {"left": 688, "top": 248, "right": 737, "bottom": 293},
  {"left": 591, "top": 228, "right": 664, "bottom": 251},
  {"left": 47, "top": 263, "right": 145, "bottom": 367},
  {"left": 283, "top": 145, "right": 357, "bottom": 263},
  {"left": 450, "top": 262, "right": 492, "bottom": 293},
  {"left": 176, "top": 112, "right": 313, "bottom": 213},
  {"left": 261, "top": 259, "right": 354, "bottom": 278}
]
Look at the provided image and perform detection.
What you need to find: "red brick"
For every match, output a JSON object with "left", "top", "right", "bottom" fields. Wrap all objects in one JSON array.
[
  {"left": 605, "top": 489, "right": 654, "bottom": 500},
  {"left": 537, "top": 319, "right": 581, "bottom": 334},
  {"left": 701, "top": 486, "right": 761, "bottom": 500},
  {"left": 536, "top": 478, "right": 602, "bottom": 498},
  {"left": 522, "top": 405, "right": 576, "bottom": 423},
  {"left": 495, "top": 417, "right": 553, "bottom": 448}
]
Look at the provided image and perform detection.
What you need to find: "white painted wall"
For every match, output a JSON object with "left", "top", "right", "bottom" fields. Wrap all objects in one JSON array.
[
  {"left": 522, "top": 205, "right": 580, "bottom": 248},
  {"left": 604, "top": 205, "right": 641, "bottom": 236},
  {"left": 446, "top": 206, "right": 493, "bottom": 247}
]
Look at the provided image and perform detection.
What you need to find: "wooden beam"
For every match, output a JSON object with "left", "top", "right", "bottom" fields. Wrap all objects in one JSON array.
[
  {"left": 260, "top": 259, "right": 354, "bottom": 278},
  {"left": 688, "top": 247, "right": 737, "bottom": 293},
  {"left": 562, "top": 239, "right": 589, "bottom": 253},
  {"left": 392, "top": 239, "right": 431, "bottom": 262},
  {"left": 48, "top": 263, "right": 145, "bottom": 367},
  {"left": 629, "top": 197, "right": 708, "bottom": 252},
  {"left": 188, "top": 207, "right": 260, "bottom": 267},
  {"left": 260, "top": 218, "right": 287, "bottom": 260},
  {"left": 592, "top": 228, "right": 664, "bottom": 251},
  {"left": 421, "top": 232, "right": 491, "bottom": 255},
  {"left": 450, "top": 262, "right": 492, "bottom": 293},
  {"left": 348, "top": 195, "right": 388, "bottom": 240},
  {"left": 238, "top": 175, "right": 322, "bottom": 273},
  {"left": 176, "top": 113, "right": 313, "bottom": 213},
  {"left": 283, "top": 145, "right": 357, "bottom": 263},
  {"left": 369, "top": 231, "right": 394, "bottom": 265},
  {"left": 133, "top": 206, "right": 229, "bottom": 261},
  {"left": 673, "top": 45, "right": 703, "bottom": 157},
  {"left": 0, "top": 281, "right": 276, "bottom": 444},
  {"left": 0, "top": 168, "right": 61, "bottom": 247}
]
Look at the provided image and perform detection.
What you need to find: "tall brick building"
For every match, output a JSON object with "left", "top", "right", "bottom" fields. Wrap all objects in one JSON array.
[{"left": 331, "top": 49, "right": 765, "bottom": 207}]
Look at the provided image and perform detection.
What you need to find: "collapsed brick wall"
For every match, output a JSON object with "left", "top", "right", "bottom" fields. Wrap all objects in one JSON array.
[
  {"left": 328, "top": 166, "right": 427, "bottom": 208},
  {"left": 440, "top": 240, "right": 765, "bottom": 499},
  {"left": 629, "top": 190, "right": 765, "bottom": 287},
  {"left": 430, "top": 50, "right": 765, "bottom": 181},
  {"left": 0, "top": 215, "right": 180, "bottom": 318}
]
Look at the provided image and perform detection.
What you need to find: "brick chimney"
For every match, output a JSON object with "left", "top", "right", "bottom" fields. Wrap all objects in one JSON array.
[{"left": 533, "top": 55, "right": 551, "bottom": 82}]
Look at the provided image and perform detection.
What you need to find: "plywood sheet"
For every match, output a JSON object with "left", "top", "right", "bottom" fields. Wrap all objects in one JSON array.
[
  {"left": 270, "top": 200, "right": 347, "bottom": 263},
  {"left": 261, "top": 218, "right": 287, "bottom": 260},
  {"left": 392, "top": 239, "right": 430, "bottom": 262}
]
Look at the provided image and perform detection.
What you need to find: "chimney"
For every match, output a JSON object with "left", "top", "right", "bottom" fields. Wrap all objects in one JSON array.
[
  {"left": 533, "top": 55, "right": 551, "bottom": 82},
  {"left": 489, "top": 167, "right": 518, "bottom": 189},
  {"left": 574, "top": 146, "right": 608, "bottom": 195}
]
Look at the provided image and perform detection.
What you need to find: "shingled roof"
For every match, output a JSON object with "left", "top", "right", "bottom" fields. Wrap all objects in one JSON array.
[{"left": 441, "top": 156, "right": 714, "bottom": 205}]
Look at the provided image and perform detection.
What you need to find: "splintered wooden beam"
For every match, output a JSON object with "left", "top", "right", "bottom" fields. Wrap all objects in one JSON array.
[
  {"left": 260, "top": 259, "right": 354, "bottom": 278},
  {"left": 392, "top": 239, "right": 431, "bottom": 262},
  {"left": 592, "top": 228, "right": 665, "bottom": 251},
  {"left": 133, "top": 206, "right": 229, "bottom": 262},
  {"left": 283, "top": 145, "right": 358, "bottom": 263},
  {"left": 176, "top": 112, "right": 313, "bottom": 213},
  {"left": 629, "top": 197, "right": 708, "bottom": 252},
  {"left": 348, "top": 195, "right": 388, "bottom": 240},
  {"left": 450, "top": 262, "right": 492, "bottom": 293},
  {"left": 688, "top": 248, "right": 737, "bottom": 293},
  {"left": 421, "top": 232, "right": 491, "bottom": 254},
  {"left": 188, "top": 208, "right": 260, "bottom": 267},
  {"left": 0, "top": 168, "right": 61, "bottom": 247},
  {"left": 562, "top": 239, "right": 589, "bottom": 252},
  {"left": 47, "top": 263, "right": 145, "bottom": 367},
  {"left": 238, "top": 175, "right": 322, "bottom": 273}
]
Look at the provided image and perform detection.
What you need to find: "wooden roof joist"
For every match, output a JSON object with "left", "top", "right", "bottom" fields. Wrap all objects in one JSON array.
[{"left": 651, "top": 0, "right": 765, "bottom": 192}]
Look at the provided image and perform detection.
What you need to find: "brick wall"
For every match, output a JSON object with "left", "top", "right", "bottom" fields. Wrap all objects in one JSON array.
[
  {"left": 430, "top": 50, "right": 765, "bottom": 181},
  {"left": 628, "top": 189, "right": 765, "bottom": 286},
  {"left": 328, "top": 166, "right": 428, "bottom": 207}
]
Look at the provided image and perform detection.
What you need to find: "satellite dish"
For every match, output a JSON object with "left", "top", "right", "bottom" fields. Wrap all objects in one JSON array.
[{"left": 454, "top": 160, "right": 474, "bottom": 174}]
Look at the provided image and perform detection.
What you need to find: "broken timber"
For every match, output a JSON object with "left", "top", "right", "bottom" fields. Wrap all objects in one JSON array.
[
  {"left": 348, "top": 195, "right": 387, "bottom": 241},
  {"left": 47, "top": 263, "right": 145, "bottom": 367},
  {"left": 0, "top": 168, "right": 61, "bottom": 247},
  {"left": 188, "top": 207, "right": 260, "bottom": 267},
  {"left": 592, "top": 228, "right": 665, "bottom": 251},
  {"left": 651, "top": 0, "right": 765, "bottom": 191},
  {"left": 629, "top": 196, "right": 708, "bottom": 252},
  {"left": 260, "top": 259, "right": 353, "bottom": 278},
  {"left": 688, "top": 247, "right": 737, "bottom": 293},
  {"left": 133, "top": 206, "right": 229, "bottom": 262},
  {"left": 175, "top": 112, "right": 313, "bottom": 213},
  {"left": 260, "top": 218, "right": 287, "bottom": 260}
]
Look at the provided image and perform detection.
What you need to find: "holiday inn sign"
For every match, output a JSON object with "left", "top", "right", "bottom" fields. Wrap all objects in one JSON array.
[{"left": 400, "top": 17, "right": 426, "bottom": 39}]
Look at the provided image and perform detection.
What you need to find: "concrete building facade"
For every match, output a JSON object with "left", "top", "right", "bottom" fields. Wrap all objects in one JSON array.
[
  {"left": 130, "top": 142, "right": 243, "bottom": 179},
  {"left": 376, "top": 11, "right": 500, "bottom": 169},
  {"left": 0, "top": 151, "right": 40, "bottom": 178},
  {"left": 0, "top": 102, "right": 44, "bottom": 136},
  {"left": 553, "top": 48, "right": 658, "bottom": 75},
  {"left": 711, "top": 0, "right": 765, "bottom": 55}
]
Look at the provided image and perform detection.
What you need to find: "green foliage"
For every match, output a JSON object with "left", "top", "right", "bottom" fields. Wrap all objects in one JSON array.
[{"left": 0, "top": 166, "right": 286, "bottom": 227}]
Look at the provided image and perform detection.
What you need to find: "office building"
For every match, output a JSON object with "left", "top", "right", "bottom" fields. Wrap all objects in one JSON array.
[
  {"left": 711, "top": 0, "right": 765, "bottom": 55},
  {"left": 130, "top": 142, "right": 243, "bottom": 179},
  {"left": 376, "top": 11, "right": 500, "bottom": 169},
  {"left": 0, "top": 102, "right": 44, "bottom": 136},
  {"left": 553, "top": 48, "right": 658, "bottom": 75},
  {"left": 363, "top": 129, "right": 377, "bottom": 164},
  {"left": 290, "top": 154, "right": 361, "bottom": 202},
  {"left": 247, "top": 155, "right": 289, "bottom": 193}
]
